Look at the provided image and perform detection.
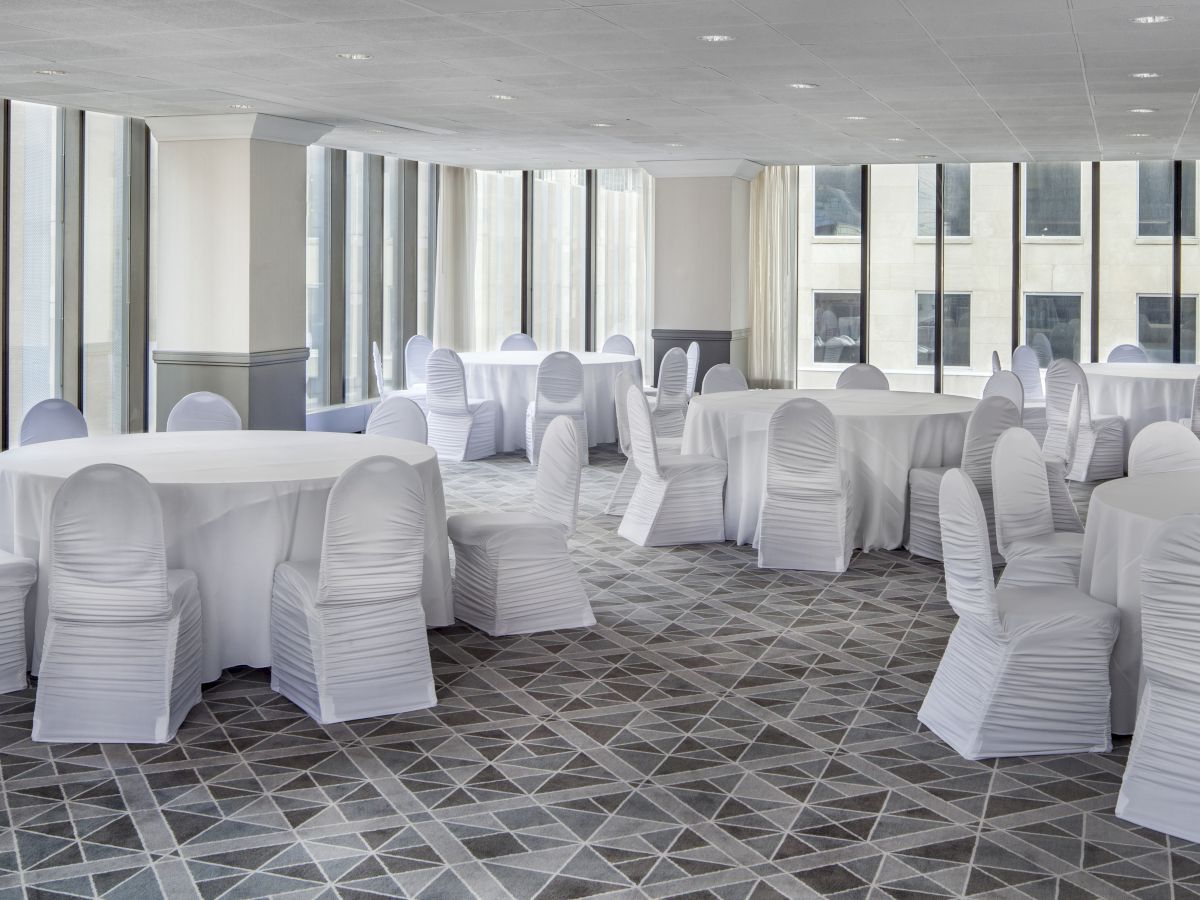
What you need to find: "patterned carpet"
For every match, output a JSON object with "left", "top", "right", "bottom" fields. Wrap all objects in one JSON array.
[{"left": 0, "top": 445, "right": 1192, "bottom": 899}]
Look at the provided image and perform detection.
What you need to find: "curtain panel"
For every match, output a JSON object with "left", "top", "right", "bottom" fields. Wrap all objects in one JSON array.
[{"left": 748, "top": 166, "right": 799, "bottom": 388}]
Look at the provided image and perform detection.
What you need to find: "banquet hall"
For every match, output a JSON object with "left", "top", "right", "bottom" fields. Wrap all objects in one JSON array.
[{"left": 0, "top": 0, "right": 1199, "bottom": 897}]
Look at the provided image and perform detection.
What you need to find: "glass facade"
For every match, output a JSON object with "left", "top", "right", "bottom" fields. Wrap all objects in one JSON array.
[
  {"left": 531, "top": 169, "right": 587, "bottom": 352},
  {"left": 472, "top": 169, "right": 523, "bottom": 353},
  {"left": 305, "top": 146, "right": 328, "bottom": 407},
  {"left": 595, "top": 168, "right": 653, "bottom": 362}
]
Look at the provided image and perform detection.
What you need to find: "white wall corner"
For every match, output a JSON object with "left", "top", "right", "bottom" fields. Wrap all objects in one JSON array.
[
  {"left": 637, "top": 159, "right": 764, "bottom": 181},
  {"left": 147, "top": 113, "right": 333, "bottom": 146}
]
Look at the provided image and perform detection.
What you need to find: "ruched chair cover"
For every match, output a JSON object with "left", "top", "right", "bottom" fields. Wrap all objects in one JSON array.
[
  {"left": 449, "top": 417, "right": 593, "bottom": 636},
  {"left": 917, "top": 469, "right": 1119, "bottom": 760},
  {"left": 33, "top": 464, "right": 202, "bottom": 743},
  {"left": 1128, "top": 421, "right": 1200, "bottom": 476},
  {"left": 166, "top": 391, "right": 243, "bottom": 432},
  {"left": 701, "top": 364, "right": 749, "bottom": 395},
  {"left": 270, "top": 456, "right": 435, "bottom": 724},
  {"left": 371, "top": 340, "right": 388, "bottom": 396},
  {"left": 1180, "top": 376, "right": 1200, "bottom": 437},
  {"left": 424, "top": 348, "right": 498, "bottom": 462},
  {"left": 602, "top": 334, "right": 636, "bottom": 356},
  {"left": 619, "top": 385, "right": 727, "bottom": 546},
  {"left": 366, "top": 395, "right": 428, "bottom": 444},
  {"left": 1044, "top": 358, "right": 1124, "bottom": 482},
  {"left": 1011, "top": 345, "right": 1047, "bottom": 443},
  {"left": 756, "top": 398, "right": 855, "bottom": 572},
  {"left": 500, "top": 333, "right": 537, "bottom": 351},
  {"left": 605, "top": 371, "right": 681, "bottom": 516},
  {"left": 0, "top": 551, "right": 37, "bottom": 693},
  {"left": 907, "top": 396, "right": 1020, "bottom": 562},
  {"left": 1108, "top": 343, "right": 1149, "bottom": 363},
  {"left": 647, "top": 347, "right": 690, "bottom": 438},
  {"left": 391, "top": 335, "right": 433, "bottom": 411},
  {"left": 982, "top": 371, "right": 1023, "bottom": 419},
  {"left": 20, "top": 399, "right": 88, "bottom": 446},
  {"left": 991, "top": 350, "right": 1001, "bottom": 375},
  {"left": 836, "top": 363, "right": 890, "bottom": 390},
  {"left": 525, "top": 351, "right": 588, "bottom": 465},
  {"left": 1114, "top": 515, "right": 1200, "bottom": 842},
  {"left": 1031, "top": 332, "right": 1054, "bottom": 367},
  {"left": 684, "top": 342, "right": 701, "bottom": 397},
  {"left": 1044, "top": 385, "right": 1084, "bottom": 535}
]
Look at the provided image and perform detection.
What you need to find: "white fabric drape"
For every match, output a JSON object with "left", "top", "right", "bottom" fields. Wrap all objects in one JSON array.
[
  {"left": 748, "top": 166, "right": 798, "bottom": 389},
  {"left": 433, "top": 165, "right": 477, "bottom": 350}
]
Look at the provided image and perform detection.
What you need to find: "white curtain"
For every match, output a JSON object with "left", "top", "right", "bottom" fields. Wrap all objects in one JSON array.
[
  {"left": 433, "top": 165, "right": 477, "bottom": 349},
  {"left": 749, "top": 166, "right": 798, "bottom": 388},
  {"left": 595, "top": 169, "right": 654, "bottom": 365}
]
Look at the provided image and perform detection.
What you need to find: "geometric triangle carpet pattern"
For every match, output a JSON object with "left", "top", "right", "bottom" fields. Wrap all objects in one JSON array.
[{"left": 0, "top": 445, "right": 1192, "bottom": 898}]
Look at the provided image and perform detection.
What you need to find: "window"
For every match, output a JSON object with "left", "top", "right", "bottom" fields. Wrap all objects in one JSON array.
[
  {"left": 472, "top": 169, "right": 523, "bottom": 352},
  {"left": 344, "top": 151, "right": 369, "bottom": 402},
  {"left": 814, "top": 166, "right": 861, "bottom": 236},
  {"left": 595, "top": 168, "right": 653, "bottom": 361},
  {"left": 417, "top": 161, "right": 435, "bottom": 340},
  {"left": 1025, "top": 294, "right": 1081, "bottom": 363},
  {"left": 813, "top": 292, "right": 861, "bottom": 363},
  {"left": 532, "top": 169, "right": 586, "bottom": 351},
  {"left": 381, "top": 157, "right": 399, "bottom": 392},
  {"left": 916, "top": 293, "right": 970, "bottom": 366},
  {"left": 1026, "top": 162, "right": 1081, "bottom": 237},
  {"left": 918, "top": 164, "right": 970, "bottom": 237},
  {"left": 304, "top": 145, "right": 328, "bottom": 407},
  {"left": 1137, "top": 295, "right": 1197, "bottom": 363},
  {"left": 1138, "top": 160, "right": 1196, "bottom": 237}
]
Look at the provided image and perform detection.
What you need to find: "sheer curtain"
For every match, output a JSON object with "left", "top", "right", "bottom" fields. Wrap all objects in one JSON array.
[
  {"left": 749, "top": 166, "right": 798, "bottom": 388},
  {"left": 433, "top": 165, "right": 476, "bottom": 349},
  {"left": 595, "top": 168, "right": 654, "bottom": 363}
]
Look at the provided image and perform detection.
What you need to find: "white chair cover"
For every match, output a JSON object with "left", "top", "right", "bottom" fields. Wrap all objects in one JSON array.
[
  {"left": 1031, "top": 332, "right": 1054, "bottom": 367},
  {"left": 917, "top": 469, "right": 1119, "bottom": 760},
  {"left": 684, "top": 342, "right": 701, "bottom": 397},
  {"left": 525, "top": 351, "right": 588, "bottom": 465},
  {"left": 166, "top": 391, "right": 242, "bottom": 432},
  {"left": 270, "top": 456, "right": 435, "bottom": 723},
  {"left": 500, "top": 333, "right": 537, "bottom": 351},
  {"left": 606, "top": 370, "right": 681, "bottom": 516},
  {"left": 649, "top": 347, "right": 690, "bottom": 438},
  {"left": 33, "top": 464, "right": 202, "bottom": 743},
  {"left": 757, "top": 398, "right": 854, "bottom": 572},
  {"left": 1128, "top": 421, "right": 1200, "bottom": 476},
  {"left": 990, "top": 350, "right": 1001, "bottom": 375},
  {"left": 1043, "top": 385, "right": 1085, "bottom": 536},
  {"left": 20, "top": 399, "right": 87, "bottom": 446},
  {"left": 1011, "top": 345, "right": 1045, "bottom": 404},
  {"left": 907, "top": 396, "right": 1019, "bottom": 562},
  {"left": 602, "top": 334, "right": 636, "bottom": 355},
  {"left": 405, "top": 334, "right": 433, "bottom": 388},
  {"left": 1115, "top": 515, "right": 1200, "bottom": 842},
  {"left": 372, "top": 340, "right": 388, "bottom": 396},
  {"left": 0, "top": 550, "right": 37, "bottom": 693},
  {"left": 425, "top": 348, "right": 498, "bottom": 462},
  {"left": 366, "top": 395, "right": 428, "bottom": 444},
  {"left": 449, "top": 417, "right": 594, "bottom": 636},
  {"left": 619, "top": 385, "right": 726, "bottom": 546},
  {"left": 701, "top": 364, "right": 748, "bottom": 395},
  {"left": 1107, "top": 343, "right": 1149, "bottom": 363},
  {"left": 1183, "top": 376, "right": 1200, "bottom": 437},
  {"left": 1044, "top": 358, "right": 1124, "bottom": 482},
  {"left": 982, "top": 371, "right": 1023, "bottom": 418},
  {"left": 836, "top": 363, "right": 890, "bottom": 390}
]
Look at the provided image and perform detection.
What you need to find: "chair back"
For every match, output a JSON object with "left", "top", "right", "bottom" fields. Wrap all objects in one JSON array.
[
  {"left": 625, "top": 384, "right": 662, "bottom": 480},
  {"left": 836, "top": 363, "right": 890, "bottom": 390},
  {"left": 990, "top": 350, "right": 1001, "bottom": 375},
  {"left": 533, "top": 352, "right": 585, "bottom": 418},
  {"left": 318, "top": 456, "right": 426, "bottom": 608},
  {"left": 765, "top": 398, "right": 842, "bottom": 497},
  {"left": 961, "top": 397, "right": 1021, "bottom": 488},
  {"left": 425, "top": 348, "right": 470, "bottom": 415},
  {"left": 1129, "top": 422, "right": 1200, "bottom": 476},
  {"left": 1141, "top": 515, "right": 1200, "bottom": 691},
  {"left": 1107, "top": 343, "right": 1149, "bottom": 363},
  {"left": 613, "top": 370, "right": 637, "bottom": 457},
  {"left": 1046, "top": 358, "right": 1093, "bottom": 432},
  {"left": 405, "top": 335, "right": 433, "bottom": 386},
  {"left": 1062, "top": 384, "right": 1081, "bottom": 471},
  {"left": 372, "top": 340, "right": 387, "bottom": 395},
  {"left": 532, "top": 417, "right": 582, "bottom": 535},
  {"left": 991, "top": 427, "right": 1054, "bottom": 551},
  {"left": 684, "top": 342, "right": 701, "bottom": 396},
  {"left": 366, "top": 396, "right": 428, "bottom": 443},
  {"left": 602, "top": 334, "right": 635, "bottom": 355},
  {"left": 500, "top": 333, "right": 537, "bottom": 351},
  {"left": 938, "top": 469, "right": 1001, "bottom": 632},
  {"left": 1190, "top": 376, "right": 1200, "bottom": 438},
  {"left": 981, "top": 371, "right": 1023, "bottom": 415},
  {"left": 20, "top": 399, "right": 87, "bottom": 446},
  {"left": 701, "top": 364, "right": 748, "bottom": 394},
  {"left": 1011, "top": 345, "right": 1045, "bottom": 404},
  {"left": 49, "top": 464, "right": 169, "bottom": 622},
  {"left": 1030, "top": 332, "right": 1054, "bottom": 367},
  {"left": 655, "top": 347, "right": 690, "bottom": 414},
  {"left": 165, "top": 391, "right": 242, "bottom": 432}
]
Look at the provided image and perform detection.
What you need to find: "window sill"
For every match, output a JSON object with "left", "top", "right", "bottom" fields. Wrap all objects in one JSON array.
[
  {"left": 1022, "top": 236, "right": 1084, "bottom": 244},
  {"left": 1135, "top": 236, "right": 1199, "bottom": 245},
  {"left": 812, "top": 236, "right": 862, "bottom": 244}
]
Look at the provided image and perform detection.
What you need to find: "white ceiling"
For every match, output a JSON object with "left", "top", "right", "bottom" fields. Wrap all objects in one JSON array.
[{"left": 1, "top": 0, "right": 1199, "bottom": 168}]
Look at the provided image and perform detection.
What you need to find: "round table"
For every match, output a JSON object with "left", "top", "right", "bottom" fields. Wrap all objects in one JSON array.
[
  {"left": 0, "top": 431, "right": 454, "bottom": 683},
  {"left": 1083, "top": 363, "right": 1200, "bottom": 451},
  {"left": 682, "top": 389, "right": 976, "bottom": 551},
  {"left": 460, "top": 351, "right": 642, "bottom": 453},
  {"left": 1078, "top": 471, "right": 1200, "bottom": 735}
]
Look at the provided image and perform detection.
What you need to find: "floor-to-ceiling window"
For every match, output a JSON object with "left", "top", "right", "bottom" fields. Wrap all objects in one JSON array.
[
  {"left": 343, "top": 151, "right": 369, "bottom": 402},
  {"left": 472, "top": 169, "right": 523, "bottom": 353},
  {"left": 531, "top": 169, "right": 587, "bottom": 352},
  {"left": 595, "top": 168, "right": 653, "bottom": 362},
  {"left": 304, "top": 145, "right": 328, "bottom": 407}
]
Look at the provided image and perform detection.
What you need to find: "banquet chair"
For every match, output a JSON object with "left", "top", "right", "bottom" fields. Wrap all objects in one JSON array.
[
  {"left": 1128, "top": 421, "right": 1200, "bottom": 477},
  {"left": 1178, "top": 376, "right": 1200, "bottom": 438},
  {"left": 1114, "top": 514, "right": 1200, "bottom": 843},
  {"left": 1044, "top": 385, "right": 1085, "bottom": 535},
  {"left": 500, "top": 333, "right": 537, "bottom": 351},
  {"left": 390, "top": 335, "right": 433, "bottom": 411},
  {"left": 1107, "top": 343, "right": 1149, "bottom": 363},
  {"left": 982, "top": 371, "right": 1023, "bottom": 420},
  {"left": 1011, "top": 345, "right": 1047, "bottom": 443},
  {"left": 33, "top": 464, "right": 202, "bottom": 743},
  {"left": 907, "top": 396, "right": 1019, "bottom": 562},
  {"left": 166, "top": 391, "right": 242, "bottom": 432},
  {"left": 917, "top": 469, "right": 1118, "bottom": 760},
  {"left": 371, "top": 340, "right": 389, "bottom": 397},
  {"left": 19, "top": 399, "right": 88, "bottom": 446},
  {"left": 0, "top": 551, "right": 37, "bottom": 693},
  {"left": 619, "top": 386, "right": 726, "bottom": 546},
  {"left": 684, "top": 341, "right": 701, "bottom": 397},
  {"left": 602, "top": 334, "right": 636, "bottom": 356},
  {"left": 647, "top": 347, "right": 690, "bottom": 438},
  {"left": 526, "top": 351, "right": 588, "bottom": 465},
  {"left": 270, "top": 456, "right": 435, "bottom": 724},
  {"left": 366, "top": 395, "right": 428, "bottom": 444},
  {"left": 605, "top": 371, "right": 680, "bottom": 516},
  {"left": 836, "top": 363, "right": 890, "bottom": 390},
  {"left": 424, "top": 348, "right": 498, "bottom": 462},
  {"left": 701, "top": 364, "right": 748, "bottom": 394},
  {"left": 757, "top": 398, "right": 855, "bottom": 572},
  {"left": 1044, "top": 358, "right": 1124, "bottom": 482},
  {"left": 450, "top": 417, "right": 592, "bottom": 635},
  {"left": 1031, "top": 332, "right": 1054, "bottom": 367},
  {"left": 991, "top": 350, "right": 1002, "bottom": 375}
]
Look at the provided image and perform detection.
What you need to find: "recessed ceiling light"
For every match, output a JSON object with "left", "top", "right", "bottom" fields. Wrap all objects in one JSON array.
[
  {"left": 489, "top": 93, "right": 516, "bottom": 101},
  {"left": 1129, "top": 107, "right": 1158, "bottom": 113},
  {"left": 590, "top": 122, "right": 612, "bottom": 127},
  {"left": 1127, "top": 132, "right": 1151, "bottom": 137},
  {"left": 34, "top": 69, "right": 65, "bottom": 76},
  {"left": 369, "top": 128, "right": 387, "bottom": 134},
  {"left": 918, "top": 154, "right": 936, "bottom": 159},
  {"left": 229, "top": 103, "right": 253, "bottom": 110},
  {"left": 887, "top": 137, "right": 906, "bottom": 142},
  {"left": 844, "top": 115, "right": 867, "bottom": 121},
  {"left": 667, "top": 142, "right": 684, "bottom": 147},
  {"left": 789, "top": 82, "right": 820, "bottom": 89},
  {"left": 336, "top": 52, "right": 371, "bottom": 60},
  {"left": 698, "top": 34, "right": 735, "bottom": 42},
  {"left": 1130, "top": 71, "right": 1161, "bottom": 78},
  {"left": 1132, "top": 14, "right": 1174, "bottom": 24}
]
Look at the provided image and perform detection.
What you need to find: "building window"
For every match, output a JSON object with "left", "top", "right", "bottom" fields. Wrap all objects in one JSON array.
[
  {"left": 344, "top": 152, "right": 369, "bottom": 403},
  {"left": 1137, "top": 294, "right": 1197, "bottom": 363},
  {"left": 472, "top": 169, "right": 523, "bottom": 352},
  {"left": 917, "top": 164, "right": 970, "bottom": 237},
  {"left": 916, "top": 293, "right": 971, "bottom": 366},
  {"left": 595, "top": 168, "right": 653, "bottom": 361},
  {"left": 1138, "top": 160, "right": 1196, "bottom": 237},
  {"left": 531, "top": 169, "right": 587, "bottom": 351},
  {"left": 1025, "top": 162, "right": 1081, "bottom": 237},
  {"left": 304, "top": 146, "right": 328, "bottom": 407},
  {"left": 1025, "top": 293, "right": 1081, "bottom": 363},
  {"left": 814, "top": 291, "right": 861, "bottom": 363},
  {"left": 814, "top": 166, "right": 861, "bottom": 236}
]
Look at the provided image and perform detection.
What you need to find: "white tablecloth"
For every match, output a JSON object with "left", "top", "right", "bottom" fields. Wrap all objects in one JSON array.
[
  {"left": 682, "top": 389, "right": 976, "bottom": 550},
  {"left": 1083, "top": 363, "right": 1200, "bottom": 451},
  {"left": 1078, "top": 472, "right": 1200, "bottom": 735},
  {"left": 0, "top": 431, "right": 454, "bottom": 682},
  {"left": 460, "top": 351, "right": 642, "bottom": 452}
]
